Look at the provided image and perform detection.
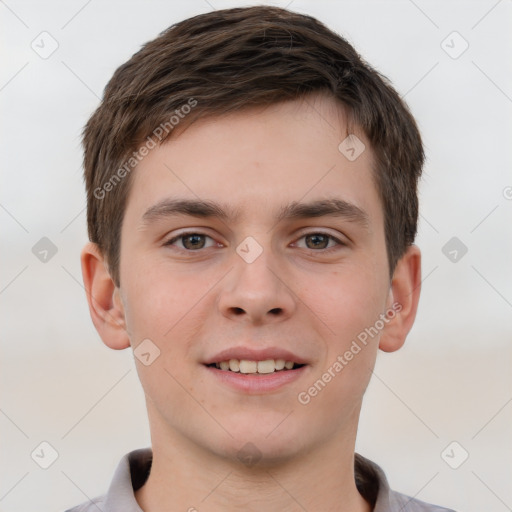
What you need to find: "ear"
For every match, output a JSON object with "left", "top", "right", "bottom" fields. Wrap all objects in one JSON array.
[
  {"left": 80, "top": 242, "right": 130, "bottom": 350},
  {"left": 379, "top": 244, "right": 421, "bottom": 353}
]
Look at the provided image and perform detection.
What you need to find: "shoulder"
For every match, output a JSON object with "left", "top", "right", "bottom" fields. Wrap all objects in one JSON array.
[
  {"left": 63, "top": 448, "right": 151, "bottom": 512},
  {"left": 64, "top": 495, "right": 107, "bottom": 512},
  {"left": 387, "top": 490, "right": 457, "bottom": 512},
  {"left": 354, "top": 453, "right": 457, "bottom": 512}
]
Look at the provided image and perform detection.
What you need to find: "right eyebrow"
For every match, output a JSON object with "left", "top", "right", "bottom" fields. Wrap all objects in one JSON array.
[{"left": 140, "top": 198, "right": 242, "bottom": 227}]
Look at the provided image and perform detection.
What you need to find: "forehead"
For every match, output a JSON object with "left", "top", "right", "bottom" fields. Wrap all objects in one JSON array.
[{"left": 123, "top": 94, "right": 382, "bottom": 230}]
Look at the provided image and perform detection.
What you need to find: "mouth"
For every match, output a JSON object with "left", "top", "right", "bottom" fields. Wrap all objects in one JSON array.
[
  {"left": 202, "top": 347, "right": 310, "bottom": 392},
  {"left": 203, "top": 358, "right": 309, "bottom": 393},
  {"left": 205, "top": 359, "right": 306, "bottom": 375}
]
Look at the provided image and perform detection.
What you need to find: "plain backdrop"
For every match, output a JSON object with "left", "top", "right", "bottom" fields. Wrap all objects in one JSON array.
[{"left": 1, "top": 1, "right": 511, "bottom": 511}]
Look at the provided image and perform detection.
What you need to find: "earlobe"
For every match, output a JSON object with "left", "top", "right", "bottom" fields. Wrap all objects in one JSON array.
[
  {"left": 80, "top": 242, "right": 130, "bottom": 350},
  {"left": 379, "top": 245, "right": 421, "bottom": 353}
]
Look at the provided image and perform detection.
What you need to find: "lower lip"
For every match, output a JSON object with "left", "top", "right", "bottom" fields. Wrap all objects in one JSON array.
[{"left": 203, "top": 365, "right": 308, "bottom": 393}]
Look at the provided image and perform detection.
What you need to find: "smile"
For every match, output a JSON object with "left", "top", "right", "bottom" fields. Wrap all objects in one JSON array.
[{"left": 207, "top": 358, "right": 306, "bottom": 374}]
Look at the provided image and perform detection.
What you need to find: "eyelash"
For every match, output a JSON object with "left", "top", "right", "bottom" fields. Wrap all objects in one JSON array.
[{"left": 163, "top": 231, "right": 345, "bottom": 253}]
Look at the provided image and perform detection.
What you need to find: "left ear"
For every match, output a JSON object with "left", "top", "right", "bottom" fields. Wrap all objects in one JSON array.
[{"left": 379, "top": 244, "right": 421, "bottom": 353}]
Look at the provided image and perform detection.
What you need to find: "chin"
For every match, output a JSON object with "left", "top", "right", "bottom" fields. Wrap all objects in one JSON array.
[
  {"left": 212, "top": 439, "right": 305, "bottom": 469},
  {"left": 211, "top": 418, "right": 308, "bottom": 463}
]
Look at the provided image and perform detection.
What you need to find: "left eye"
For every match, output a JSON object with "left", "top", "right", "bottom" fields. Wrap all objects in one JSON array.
[
  {"left": 294, "top": 233, "right": 343, "bottom": 251},
  {"left": 164, "top": 233, "right": 216, "bottom": 250}
]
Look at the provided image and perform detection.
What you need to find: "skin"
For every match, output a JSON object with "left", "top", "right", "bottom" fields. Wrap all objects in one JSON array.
[{"left": 81, "top": 92, "right": 421, "bottom": 512}]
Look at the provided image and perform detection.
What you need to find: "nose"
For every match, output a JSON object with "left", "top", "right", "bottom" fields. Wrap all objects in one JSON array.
[{"left": 217, "top": 242, "right": 297, "bottom": 325}]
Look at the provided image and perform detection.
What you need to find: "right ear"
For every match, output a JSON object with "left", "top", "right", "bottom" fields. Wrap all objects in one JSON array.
[{"left": 80, "top": 242, "right": 130, "bottom": 350}]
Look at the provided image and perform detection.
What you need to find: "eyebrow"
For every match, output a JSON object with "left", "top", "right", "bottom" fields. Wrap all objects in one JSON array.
[{"left": 140, "top": 197, "right": 369, "bottom": 229}]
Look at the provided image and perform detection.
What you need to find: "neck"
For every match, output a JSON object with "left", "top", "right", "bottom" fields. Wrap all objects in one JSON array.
[{"left": 135, "top": 416, "right": 371, "bottom": 512}]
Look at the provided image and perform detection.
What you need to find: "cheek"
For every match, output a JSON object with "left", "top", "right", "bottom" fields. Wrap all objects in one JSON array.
[
  {"left": 296, "top": 264, "right": 387, "bottom": 339},
  {"left": 122, "top": 265, "right": 203, "bottom": 344},
  {"left": 296, "top": 265, "right": 385, "bottom": 401},
  {"left": 123, "top": 271, "right": 207, "bottom": 407}
]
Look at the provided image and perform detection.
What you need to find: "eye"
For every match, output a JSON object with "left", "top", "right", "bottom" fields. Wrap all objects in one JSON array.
[
  {"left": 164, "top": 232, "right": 217, "bottom": 251},
  {"left": 294, "top": 232, "right": 345, "bottom": 252}
]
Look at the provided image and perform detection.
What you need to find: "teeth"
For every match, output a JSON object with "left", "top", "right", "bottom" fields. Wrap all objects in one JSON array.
[
  {"left": 239, "top": 360, "right": 257, "bottom": 374},
  {"left": 257, "top": 359, "right": 275, "bottom": 374},
  {"left": 275, "top": 359, "right": 286, "bottom": 370},
  {"left": 212, "top": 359, "right": 300, "bottom": 374}
]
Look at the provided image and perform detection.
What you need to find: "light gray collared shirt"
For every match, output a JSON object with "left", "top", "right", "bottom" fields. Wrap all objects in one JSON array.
[{"left": 65, "top": 448, "right": 456, "bottom": 512}]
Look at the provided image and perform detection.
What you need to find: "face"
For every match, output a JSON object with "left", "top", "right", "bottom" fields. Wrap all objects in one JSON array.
[{"left": 116, "top": 93, "right": 394, "bottom": 464}]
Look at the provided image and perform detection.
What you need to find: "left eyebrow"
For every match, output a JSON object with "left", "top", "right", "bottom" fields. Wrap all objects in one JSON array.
[
  {"left": 139, "top": 197, "right": 370, "bottom": 230},
  {"left": 276, "top": 198, "right": 369, "bottom": 228}
]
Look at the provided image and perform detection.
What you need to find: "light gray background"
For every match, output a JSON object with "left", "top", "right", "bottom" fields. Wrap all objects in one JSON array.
[{"left": 1, "top": 1, "right": 511, "bottom": 511}]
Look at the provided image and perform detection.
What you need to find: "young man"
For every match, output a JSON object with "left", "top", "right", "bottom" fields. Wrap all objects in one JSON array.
[{"left": 70, "top": 6, "right": 455, "bottom": 512}]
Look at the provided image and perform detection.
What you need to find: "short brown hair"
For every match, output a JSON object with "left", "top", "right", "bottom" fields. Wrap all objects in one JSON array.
[{"left": 83, "top": 5, "right": 424, "bottom": 287}]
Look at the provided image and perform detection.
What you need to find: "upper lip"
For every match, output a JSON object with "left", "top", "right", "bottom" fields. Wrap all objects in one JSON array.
[{"left": 203, "top": 346, "right": 309, "bottom": 365}]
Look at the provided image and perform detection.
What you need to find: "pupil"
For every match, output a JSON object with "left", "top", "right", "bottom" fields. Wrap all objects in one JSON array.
[
  {"left": 184, "top": 234, "right": 204, "bottom": 249},
  {"left": 306, "top": 234, "right": 328, "bottom": 249}
]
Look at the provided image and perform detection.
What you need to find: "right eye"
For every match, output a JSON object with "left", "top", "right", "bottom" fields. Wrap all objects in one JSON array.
[{"left": 164, "top": 232, "right": 219, "bottom": 251}]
